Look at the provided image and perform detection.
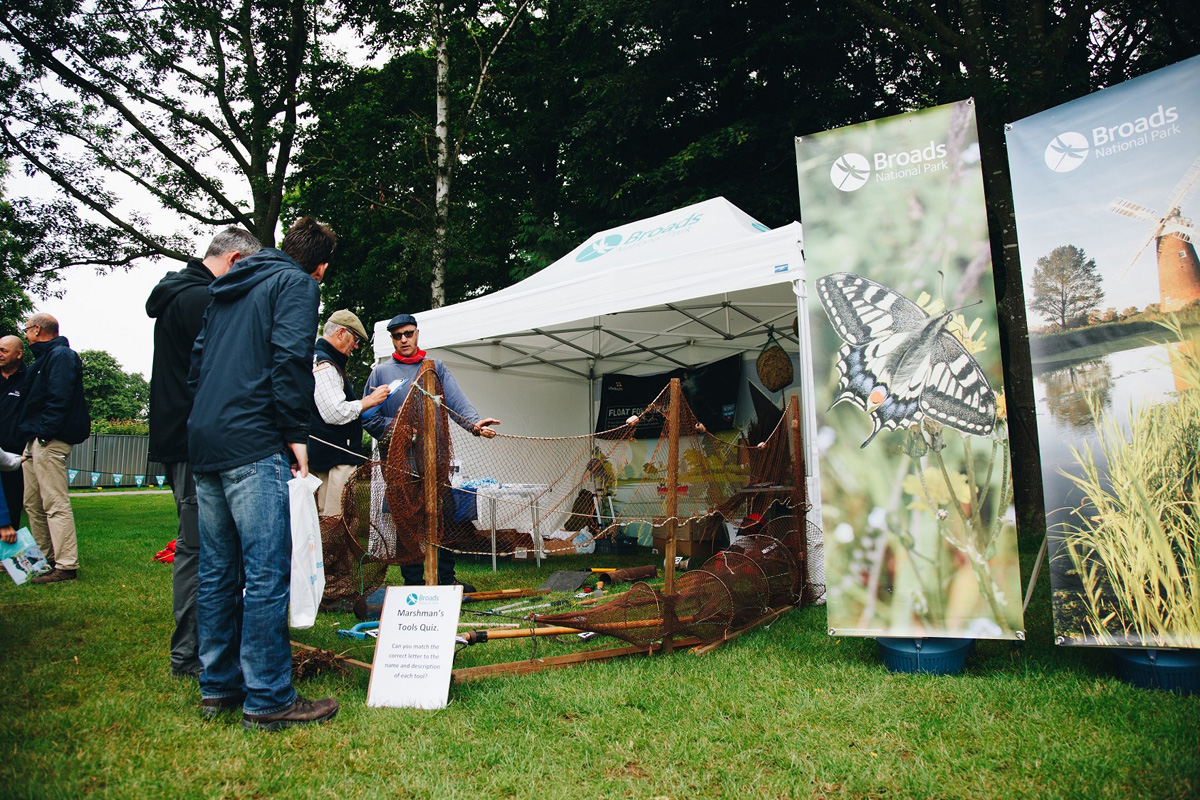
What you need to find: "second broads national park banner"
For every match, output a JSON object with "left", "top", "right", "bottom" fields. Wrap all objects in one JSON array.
[
  {"left": 796, "top": 100, "right": 1023, "bottom": 640},
  {"left": 1007, "top": 55, "right": 1200, "bottom": 649}
]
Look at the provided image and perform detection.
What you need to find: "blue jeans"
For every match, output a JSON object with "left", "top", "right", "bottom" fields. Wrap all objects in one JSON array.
[{"left": 196, "top": 453, "right": 296, "bottom": 715}]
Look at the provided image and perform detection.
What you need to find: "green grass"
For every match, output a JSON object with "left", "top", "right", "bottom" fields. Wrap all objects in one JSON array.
[{"left": 2, "top": 494, "right": 1198, "bottom": 799}]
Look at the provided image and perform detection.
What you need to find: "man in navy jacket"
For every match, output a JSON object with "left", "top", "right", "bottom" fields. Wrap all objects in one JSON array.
[
  {"left": 147, "top": 226, "right": 261, "bottom": 680},
  {"left": 19, "top": 314, "right": 89, "bottom": 585},
  {"left": 188, "top": 217, "right": 339, "bottom": 731},
  {"left": 0, "top": 335, "right": 28, "bottom": 531}
]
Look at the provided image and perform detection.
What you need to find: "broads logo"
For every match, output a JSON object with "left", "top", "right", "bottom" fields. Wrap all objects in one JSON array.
[
  {"left": 574, "top": 213, "right": 703, "bottom": 262},
  {"left": 1044, "top": 132, "right": 1090, "bottom": 172},
  {"left": 404, "top": 591, "right": 439, "bottom": 606},
  {"left": 1044, "top": 105, "right": 1181, "bottom": 172},
  {"left": 829, "top": 141, "right": 949, "bottom": 192}
]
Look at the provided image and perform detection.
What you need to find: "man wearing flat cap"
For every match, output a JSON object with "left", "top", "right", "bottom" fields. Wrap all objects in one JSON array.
[
  {"left": 363, "top": 312, "right": 499, "bottom": 589},
  {"left": 309, "top": 310, "right": 390, "bottom": 518}
]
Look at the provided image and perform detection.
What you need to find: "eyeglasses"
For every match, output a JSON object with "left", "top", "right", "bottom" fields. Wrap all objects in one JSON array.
[
  {"left": 23, "top": 325, "right": 37, "bottom": 333},
  {"left": 391, "top": 329, "right": 417, "bottom": 340}
]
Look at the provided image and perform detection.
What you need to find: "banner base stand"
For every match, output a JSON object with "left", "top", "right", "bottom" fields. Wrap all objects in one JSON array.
[
  {"left": 1112, "top": 649, "right": 1200, "bottom": 695},
  {"left": 877, "top": 637, "right": 974, "bottom": 675}
]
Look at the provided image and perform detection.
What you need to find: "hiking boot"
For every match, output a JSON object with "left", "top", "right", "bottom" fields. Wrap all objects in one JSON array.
[
  {"left": 200, "top": 693, "right": 246, "bottom": 719},
  {"left": 242, "top": 696, "right": 338, "bottom": 732},
  {"left": 30, "top": 567, "right": 77, "bottom": 584}
]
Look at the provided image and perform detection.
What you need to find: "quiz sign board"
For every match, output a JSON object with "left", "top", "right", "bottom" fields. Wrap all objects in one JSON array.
[{"left": 366, "top": 585, "right": 463, "bottom": 709}]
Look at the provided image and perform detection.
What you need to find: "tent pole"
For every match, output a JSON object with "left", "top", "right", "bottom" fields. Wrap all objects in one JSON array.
[
  {"left": 420, "top": 362, "right": 440, "bottom": 587},
  {"left": 793, "top": 271, "right": 824, "bottom": 599}
]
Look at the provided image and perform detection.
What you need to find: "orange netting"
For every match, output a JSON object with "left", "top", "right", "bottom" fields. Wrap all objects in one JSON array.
[{"left": 320, "top": 363, "right": 822, "bottom": 604}]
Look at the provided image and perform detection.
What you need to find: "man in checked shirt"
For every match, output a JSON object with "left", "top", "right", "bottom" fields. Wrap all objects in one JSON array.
[{"left": 308, "top": 309, "right": 390, "bottom": 517}]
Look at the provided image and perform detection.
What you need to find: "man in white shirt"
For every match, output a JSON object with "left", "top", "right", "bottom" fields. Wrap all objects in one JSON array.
[{"left": 309, "top": 309, "right": 390, "bottom": 516}]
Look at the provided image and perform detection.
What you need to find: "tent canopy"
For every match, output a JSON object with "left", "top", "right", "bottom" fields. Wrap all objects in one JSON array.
[{"left": 372, "top": 198, "right": 807, "bottom": 408}]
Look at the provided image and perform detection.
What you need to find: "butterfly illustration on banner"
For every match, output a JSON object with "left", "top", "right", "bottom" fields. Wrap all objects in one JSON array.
[{"left": 816, "top": 272, "right": 997, "bottom": 447}]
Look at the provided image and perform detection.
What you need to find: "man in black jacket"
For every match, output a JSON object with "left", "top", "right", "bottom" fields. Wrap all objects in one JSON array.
[
  {"left": 19, "top": 314, "right": 90, "bottom": 584},
  {"left": 0, "top": 335, "right": 27, "bottom": 530},
  {"left": 188, "top": 217, "right": 339, "bottom": 731},
  {"left": 147, "top": 227, "right": 261, "bottom": 679}
]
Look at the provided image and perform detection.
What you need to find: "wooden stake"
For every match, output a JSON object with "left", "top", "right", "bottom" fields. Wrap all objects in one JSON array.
[
  {"left": 451, "top": 637, "right": 704, "bottom": 683},
  {"left": 690, "top": 605, "right": 795, "bottom": 656},
  {"left": 290, "top": 640, "right": 372, "bottom": 672},
  {"left": 420, "top": 361, "right": 440, "bottom": 587},
  {"left": 663, "top": 377, "right": 681, "bottom": 655}
]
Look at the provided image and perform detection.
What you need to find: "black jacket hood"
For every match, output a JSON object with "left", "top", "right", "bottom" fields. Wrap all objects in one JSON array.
[{"left": 146, "top": 259, "right": 216, "bottom": 318}]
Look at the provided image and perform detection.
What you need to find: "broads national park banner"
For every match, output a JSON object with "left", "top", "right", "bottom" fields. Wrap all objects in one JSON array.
[
  {"left": 796, "top": 100, "right": 1023, "bottom": 640},
  {"left": 1007, "top": 55, "right": 1200, "bottom": 649}
]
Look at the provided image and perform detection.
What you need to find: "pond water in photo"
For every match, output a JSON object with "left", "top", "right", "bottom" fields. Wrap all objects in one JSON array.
[{"left": 1032, "top": 333, "right": 1192, "bottom": 642}]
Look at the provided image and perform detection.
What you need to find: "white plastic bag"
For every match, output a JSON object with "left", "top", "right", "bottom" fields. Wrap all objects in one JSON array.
[{"left": 288, "top": 473, "right": 325, "bottom": 629}]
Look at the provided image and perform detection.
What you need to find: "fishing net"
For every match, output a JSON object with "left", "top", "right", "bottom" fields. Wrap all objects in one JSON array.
[
  {"left": 534, "top": 526, "right": 804, "bottom": 645},
  {"left": 331, "top": 362, "right": 823, "bottom": 603}
]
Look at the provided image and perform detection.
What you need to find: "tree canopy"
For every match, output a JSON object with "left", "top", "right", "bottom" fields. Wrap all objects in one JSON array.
[
  {"left": 79, "top": 349, "right": 149, "bottom": 423},
  {"left": 0, "top": 0, "right": 341, "bottom": 293}
]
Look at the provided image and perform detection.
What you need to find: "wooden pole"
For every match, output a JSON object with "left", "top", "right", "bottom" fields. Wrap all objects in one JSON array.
[
  {"left": 663, "top": 378, "right": 682, "bottom": 655},
  {"left": 420, "top": 361, "right": 440, "bottom": 586},
  {"left": 787, "top": 395, "right": 809, "bottom": 597}
]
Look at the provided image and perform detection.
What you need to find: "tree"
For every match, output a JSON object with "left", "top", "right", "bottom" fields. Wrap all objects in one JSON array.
[
  {"left": 0, "top": 161, "right": 37, "bottom": 335},
  {"left": 1030, "top": 245, "right": 1106, "bottom": 330},
  {"left": 0, "top": 0, "right": 340, "bottom": 287},
  {"left": 79, "top": 350, "right": 149, "bottom": 422}
]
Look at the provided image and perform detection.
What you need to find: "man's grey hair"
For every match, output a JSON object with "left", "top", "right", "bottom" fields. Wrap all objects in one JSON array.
[
  {"left": 26, "top": 313, "right": 58, "bottom": 336},
  {"left": 205, "top": 227, "right": 262, "bottom": 259},
  {"left": 322, "top": 320, "right": 343, "bottom": 337}
]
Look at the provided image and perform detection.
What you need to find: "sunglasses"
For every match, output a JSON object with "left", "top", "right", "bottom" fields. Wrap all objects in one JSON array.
[{"left": 391, "top": 329, "right": 417, "bottom": 340}]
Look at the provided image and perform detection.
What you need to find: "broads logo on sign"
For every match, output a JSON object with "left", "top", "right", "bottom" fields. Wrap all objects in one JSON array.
[
  {"left": 574, "top": 212, "right": 703, "bottom": 261},
  {"left": 829, "top": 141, "right": 949, "bottom": 192},
  {"left": 1043, "top": 104, "right": 1182, "bottom": 172}
]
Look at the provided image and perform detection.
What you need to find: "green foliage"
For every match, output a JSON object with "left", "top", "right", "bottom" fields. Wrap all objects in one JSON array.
[
  {"left": 0, "top": 161, "right": 37, "bottom": 330},
  {"left": 89, "top": 418, "right": 150, "bottom": 436},
  {"left": 2, "top": 496, "right": 1199, "bottom": 799},
  {"left": 79, "top": 349, "right": 149, "bottom": 423},
  {"left": 0, "top": 0, "right": 343, "bottom": 285}
]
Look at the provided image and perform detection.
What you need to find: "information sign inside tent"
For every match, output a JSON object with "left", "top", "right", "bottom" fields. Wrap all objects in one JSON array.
[
  {"left": 796, "top": 100, "right": 1023, "bottom": 640},
  {"left": 1006, "top": 55, "right": 1200, "bottom": 649}
]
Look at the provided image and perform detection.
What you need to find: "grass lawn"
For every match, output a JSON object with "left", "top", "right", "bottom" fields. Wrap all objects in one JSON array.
[{"left": 2, "top": 494, "right": 1197, "bottom": 799}]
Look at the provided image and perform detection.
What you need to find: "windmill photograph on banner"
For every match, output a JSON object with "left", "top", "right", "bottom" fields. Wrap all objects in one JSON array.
[{"left": 1108, "top": 155, "right": 1200, "bottom": 312}]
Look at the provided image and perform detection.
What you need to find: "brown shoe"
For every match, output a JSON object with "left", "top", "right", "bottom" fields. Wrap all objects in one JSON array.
[
  {"left": 242, "top": 695, "right": 338, "bottom": 732},
  {"left": 30, "top": 568, "right": 77, "bottom": 584},
  {"left": 200, "top": 693, "right": 246, "bottom": 719}
]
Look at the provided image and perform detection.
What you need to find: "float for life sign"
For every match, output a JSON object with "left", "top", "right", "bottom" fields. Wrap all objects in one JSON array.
[
  {"left": 367, "top": 585, "right": 463, "bottom": 709},
  {"left": 1006, "top": 55, "right": 1200, "bottom": 648},
  {"left": 796, "top": 99, "right": 1023, "bottom": 640}
]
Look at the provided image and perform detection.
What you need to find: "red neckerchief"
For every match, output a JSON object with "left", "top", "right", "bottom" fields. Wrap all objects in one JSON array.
[{"left": 392, "top": 349, "right": 427, "bottom": 364}]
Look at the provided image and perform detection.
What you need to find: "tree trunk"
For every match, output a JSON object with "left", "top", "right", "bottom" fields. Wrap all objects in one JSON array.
[{"left": 432, "top": 0, "right": 450, "bottom": 309}]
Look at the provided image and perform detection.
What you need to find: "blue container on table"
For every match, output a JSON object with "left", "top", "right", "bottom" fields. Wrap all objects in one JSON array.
[{"left": 451, "top": 487, "right": 477, "bottom": 522}]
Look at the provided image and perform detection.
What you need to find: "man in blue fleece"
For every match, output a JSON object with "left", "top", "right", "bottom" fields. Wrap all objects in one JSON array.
[
  {"left": 363, "top": 313, "right": 499, "bottom": 588},
  {"left": 188, "top": 216, "right": 338, "bottom": 731}
]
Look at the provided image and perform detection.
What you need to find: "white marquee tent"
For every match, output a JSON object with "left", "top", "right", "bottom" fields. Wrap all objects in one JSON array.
[{"left": 371, "top": 197, "right": 823, "bottom": 587}]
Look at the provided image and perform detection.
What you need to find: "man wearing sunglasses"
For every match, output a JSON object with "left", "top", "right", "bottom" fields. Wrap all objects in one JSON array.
[{"left": 362, "top": 313, "right": 499, "bottom": 589}]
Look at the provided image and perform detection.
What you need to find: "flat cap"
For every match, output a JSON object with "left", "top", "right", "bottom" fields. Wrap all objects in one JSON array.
[
  {"left": 327, "top": 309, "right": 369, "bottom": 342},
  {"left": 387, "top": 313, "right": 418, "bottom": 331}
]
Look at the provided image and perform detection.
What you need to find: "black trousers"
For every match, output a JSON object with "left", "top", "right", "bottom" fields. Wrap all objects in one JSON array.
[{"left": 1, "top": 467, "right": 24, "bottom": 529}]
